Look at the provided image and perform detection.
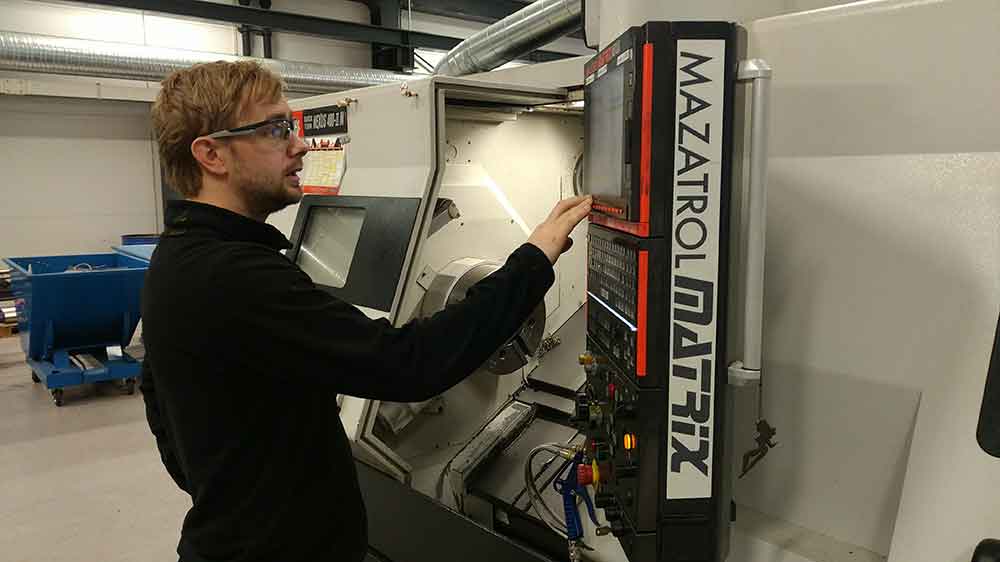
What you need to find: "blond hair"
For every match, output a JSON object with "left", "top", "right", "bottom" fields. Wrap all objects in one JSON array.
[{"left": 151, "top": 61, "right": 285, "bottom": 197}]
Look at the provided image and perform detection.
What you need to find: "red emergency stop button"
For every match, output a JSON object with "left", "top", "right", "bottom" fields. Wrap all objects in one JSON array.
[{"left": 577, "top": 464, "right": 595, "bottom": 486}]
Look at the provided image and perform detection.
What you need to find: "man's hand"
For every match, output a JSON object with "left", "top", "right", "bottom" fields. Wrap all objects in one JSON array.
[{"left": 527, "top": 195, "right": 593, "bottom": 264}]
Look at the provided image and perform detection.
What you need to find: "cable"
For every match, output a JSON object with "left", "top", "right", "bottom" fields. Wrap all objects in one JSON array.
[
  {"left": 526, "top": 449, "right": 568, "bottom": 535},
  {"left": 524, "top": 443, "right": 578, "bottom": 536}
]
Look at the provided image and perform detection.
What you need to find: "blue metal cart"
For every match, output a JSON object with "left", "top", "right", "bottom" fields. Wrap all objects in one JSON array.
[{"left": 3, "top": 252, "right": 148, "bottom": 406}]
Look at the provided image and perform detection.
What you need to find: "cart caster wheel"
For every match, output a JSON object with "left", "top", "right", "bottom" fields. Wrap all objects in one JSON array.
[
  {"left": 31, "top": 372, "right": 40, "bottom": 383},
  {"left": 125, "top": 378, "right": 136, "bottom": 395},
  {"left": 52, "top": 389, "right": 64, "bottom": 407}
]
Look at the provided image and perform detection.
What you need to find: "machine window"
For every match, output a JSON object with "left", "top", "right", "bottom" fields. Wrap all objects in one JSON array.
[{"left": 296, "top": 206, "right": 366, "bottom": 289}]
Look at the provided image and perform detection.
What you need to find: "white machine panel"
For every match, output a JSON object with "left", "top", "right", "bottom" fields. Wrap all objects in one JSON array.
[{"left": 733, "top": 0, "right": 1000, "bottom": 559}]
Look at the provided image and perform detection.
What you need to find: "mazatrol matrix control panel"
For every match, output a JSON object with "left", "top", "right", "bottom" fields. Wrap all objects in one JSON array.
[{"left": 575, "top": 21, "right": 743, "bottom": 562}]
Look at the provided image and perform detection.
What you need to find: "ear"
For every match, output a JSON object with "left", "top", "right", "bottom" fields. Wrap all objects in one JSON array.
[{"left": 191, "top": 137, "right": 229, "bottom": 177}]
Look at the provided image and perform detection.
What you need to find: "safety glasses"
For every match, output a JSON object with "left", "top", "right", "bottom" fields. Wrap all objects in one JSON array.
[{"left": 205, "top": 117, "right": 297, "bottom": 142}]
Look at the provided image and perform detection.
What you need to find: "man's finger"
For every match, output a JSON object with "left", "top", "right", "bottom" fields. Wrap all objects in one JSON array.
[
  {"left": 556, "top": 198, "right": 593, "bottom": 232},
  {"left": 546, "top": 196, "right": 583, "bottom": 220},
  {"left": 548, "top": 195, "right": 589, "bottom": 220}
]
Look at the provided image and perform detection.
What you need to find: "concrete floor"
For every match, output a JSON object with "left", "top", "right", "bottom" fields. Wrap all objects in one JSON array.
[
  {"left": 0, "top": 335, "right": 881, "bottom": 562},
  {"left": 0, "top": 336, "right": 189, "bottom": 562}
]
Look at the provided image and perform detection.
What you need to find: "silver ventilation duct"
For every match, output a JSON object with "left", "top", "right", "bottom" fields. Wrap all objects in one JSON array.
[
  {"left": 0, "top": 30, "right": 410, "bottom": 93},
  {"left": 433, "top": 0, "right": 582, "bottom": 77}
]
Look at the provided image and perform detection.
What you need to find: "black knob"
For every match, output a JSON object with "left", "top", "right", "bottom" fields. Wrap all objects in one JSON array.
[
  {"left": 594, "top": 443, "right": 610, "bottom": 462},
  {"left": 572, "top": 395, "right": 589, "bottom": 424},
  {"left": 623, "top": 490, "right": 634, "bottom": 507},
  {"left": 610, "top": 518, "right": 627, "bottom": 537},
  {"left": 616, "top": 463, "right": 638, "bottom": 479},
  {"left": 595, "top": 492, "right": 617, "bottom": 509},
  {"left": 619, "top": 401, "right": 638, "bottom": 418}
]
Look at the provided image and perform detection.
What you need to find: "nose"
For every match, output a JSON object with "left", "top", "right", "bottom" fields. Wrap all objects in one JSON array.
[{"left": 288, "top": 132, "right": 309, "bottom": 156}]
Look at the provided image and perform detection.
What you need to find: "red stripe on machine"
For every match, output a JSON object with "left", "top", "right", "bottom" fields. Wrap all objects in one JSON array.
[
  {"left": 640, "top": 43, "right": 653, "bottom": 227},
  {"left": 589, "top": 213, "right": 649, "bottom": 237},
  {"left": 637, "top": 250, "right": 648, "bottom": 377}
]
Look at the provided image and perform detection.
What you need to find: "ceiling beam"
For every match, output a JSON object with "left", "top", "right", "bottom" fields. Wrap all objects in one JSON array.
[
  {"left": 69, "top": 0, "right": 579, "bottom": 57},
  {"left": 408, "top": 0, "right": 531, "bottom": 25}
]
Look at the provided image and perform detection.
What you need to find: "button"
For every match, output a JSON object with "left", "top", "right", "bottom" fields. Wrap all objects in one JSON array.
[
  {"left": 616, "top": 463, "right": 638, "bottom": 479},
  {"left": 595, "top": 492, "right": 617, "bottom": 509},
  {"left": 623, "top": 433, "right": 637, "bottom": 451},
  {"left": 594, "top": 442, "right": 610, "bottom": 462},
  {"left": 619, "top": 401, "right": 637, "bottom": 418},
  {"left": 573, "top": 395, "right": 589, "bottom": 424}
]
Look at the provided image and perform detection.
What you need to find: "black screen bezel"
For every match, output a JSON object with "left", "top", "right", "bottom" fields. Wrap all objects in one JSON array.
[{"left": 288, "top": 195, "right": 420, "bottom": 313}]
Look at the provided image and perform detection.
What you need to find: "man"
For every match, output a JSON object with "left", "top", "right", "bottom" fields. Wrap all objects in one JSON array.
[{"left": 142, "top": 60, "right": 591, "bottom": 562}]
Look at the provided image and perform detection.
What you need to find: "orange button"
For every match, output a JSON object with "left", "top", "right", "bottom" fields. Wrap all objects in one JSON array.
[{"left": 623, "top": 433, "right": 637, "bottom": 451}]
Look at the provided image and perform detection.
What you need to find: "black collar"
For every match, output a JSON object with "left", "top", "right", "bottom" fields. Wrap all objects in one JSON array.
[{"left": 164, "top": 200, "right": 292, "bottom": 251}]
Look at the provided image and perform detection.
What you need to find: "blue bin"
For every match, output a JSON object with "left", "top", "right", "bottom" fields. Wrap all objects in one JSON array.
[
  {"left": 111, "top": 244, "right": 157, "bottom": 264},
  {"left": 2, "top": 252, "right": 148, "bottom": 404},
  {"left": 121, "top": 234, "right": 160, "bottom": 246}
]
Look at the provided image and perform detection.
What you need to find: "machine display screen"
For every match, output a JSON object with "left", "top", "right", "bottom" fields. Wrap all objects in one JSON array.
[
  {"left": 296, "top": 206, "right": 366, "bottom": 289},
  {"left": 584, "top": 63, "right": 627, "bottom": 203}
]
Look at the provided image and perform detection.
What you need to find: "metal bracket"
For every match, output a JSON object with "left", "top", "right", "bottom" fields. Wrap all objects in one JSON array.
[
  {"left": 737, "top": 59, "right": 773, "bottom": 81},
  {"left": 416, "top": 265, "right": 437, "bottom": 292},
  {"left": 400, "top": 83, "right": 418, "bottom": 98},
  {"left": 427, "top": 198, "right": 460, "bottom": 237},
  {"left": 728, "top": 361, "right": 761, "bottom": 387}
]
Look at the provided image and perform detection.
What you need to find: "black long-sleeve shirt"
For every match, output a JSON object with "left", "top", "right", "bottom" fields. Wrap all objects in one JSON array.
[{"left": 140, "top": 200, "right": 554, "bottom": 562}]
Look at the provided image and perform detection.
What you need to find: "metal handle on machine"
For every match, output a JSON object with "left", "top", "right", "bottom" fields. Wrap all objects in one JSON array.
[{"left": 729, "top": 59, "right": 772, "bottom": 386}]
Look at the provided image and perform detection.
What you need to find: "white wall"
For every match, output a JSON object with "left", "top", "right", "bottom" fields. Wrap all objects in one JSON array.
[
  {"left": 0, "top": 96, "right": 159, "bottom": 257},
  {"left": 0, "top": 0, "right": 245, "bottom": 257}
]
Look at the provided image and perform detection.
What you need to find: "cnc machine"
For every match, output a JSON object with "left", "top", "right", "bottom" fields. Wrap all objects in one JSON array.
[
  {"left": 270, "top": 18, "right": 770, "bottom": 561},
  {"left": 269, "top": 2, "right": 1000, "bottom": 561}
]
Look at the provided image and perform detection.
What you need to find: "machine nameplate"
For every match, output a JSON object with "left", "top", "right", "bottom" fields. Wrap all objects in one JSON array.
[
  {"left": 666, "top": 39, "right": 726, "bottom": 501},
  {"left": 302, "top": 104, "right": 348, "bottom": 136}
]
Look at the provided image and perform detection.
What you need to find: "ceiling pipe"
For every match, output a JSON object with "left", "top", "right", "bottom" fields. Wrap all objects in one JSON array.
[
  {"left": 0, "top": 30, "right": 410, "bottom": 93},
  {"left": 433, "top": 0, "right": 582, "bottom": 77}
]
